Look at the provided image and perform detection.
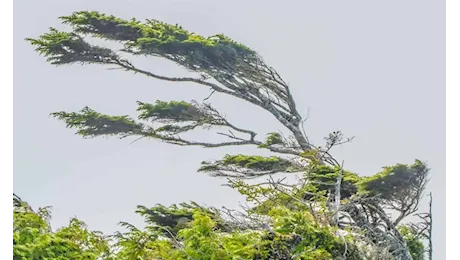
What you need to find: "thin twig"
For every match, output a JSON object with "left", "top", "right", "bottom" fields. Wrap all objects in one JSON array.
[
  {"left": 203, "top": 89, "right": 216, "bottom": 102},
  {"left": 129, "top": 136, "right": 145, "bottom": 145}
]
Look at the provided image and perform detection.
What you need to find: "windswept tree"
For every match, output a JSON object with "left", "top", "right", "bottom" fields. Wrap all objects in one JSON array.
[{"left": 23, "top": 11, "right": 434, "bottom": 259}]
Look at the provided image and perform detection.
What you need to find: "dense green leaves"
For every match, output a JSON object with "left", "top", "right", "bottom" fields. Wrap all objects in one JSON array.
[
  {"left": 258, "top": 132, "right": 284, "bottom": 148},
  {"left": 268, "top": 207, "right": 362, "bottom": 260},
  {"left": 199, "top": 154, "right": 305, "bottom": 178},
  {"left": 137, "top": 101, "right": 202, "bottom": 122},
  {"left": 358, "top": 160, "right": 429, "bottom": 225},
  {"left": 14, "top": 158, "right": 429, "bottom": 259},
  {"left": 14, "top": 196, "right": 365, "bottom": 260},
  {"left": 221, "top": 155, "right": 296, "bottom": 171},
  {"left": 51, "top": 107, "right": 143, "bottom": 137},
  {"left": 399, "top": 226, "right": 426, "bottom": 260},
  {"left": 135, "top": 202, "right": 232, "bottom": 235},
  {"left": 359, "top": 160, "right": 429, "bottom": 199},
  {"left": 51, "top": 100, "right": 224, "bottom": 138},
  {"left": 28, "top": 11, "right": 255, "bottom": 71},
  {"left": 307, "top": 165, "right": 361, "bottom": 200},
  {"left": 27, "top": 28, "right": 120, "bottom": 65},
  {"left": 13, "top": 197, "right": 111, "bottom": 260}
]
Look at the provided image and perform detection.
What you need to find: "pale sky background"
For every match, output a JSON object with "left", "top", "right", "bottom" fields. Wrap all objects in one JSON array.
[{"left": 14, "top": 0, "right": 445, "bottom": 258}]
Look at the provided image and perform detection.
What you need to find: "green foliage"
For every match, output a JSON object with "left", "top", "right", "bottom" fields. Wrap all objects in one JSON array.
[
  {"left": 51, "top": 100, "right": 223, "bottom": 138},
  {"left": 399, "top": 226, "right": 425, "bottom": 260},
  {"left": 14, "top": 195, "right": 366, "bottom": 260},
  {"left": 135, "top": 202, "right": 231, "bottom": 235},
  {"left": 26, "top": 28, "right": 119, "bottom": 65},
  {"left": 137, "top": 100, "right": 202, "bottom": 122},
  {"left": 113, "top": 222, "right": 166, "bottom": 260},
  {"left": 113, "top": 209, "right": 264, "bottom": 260},
  {"left": 199, "top": 155, "right": 304, "bottom": 177},
  {"left": 223, "top": 155, "right": 292, "bottom": 171},
  {"left": 258, "top": 132, "right": 284, "bottom": 148},
  {"left": 267, "top": 207, "right": 362, "bottom": 259},
  {"left": 215, "top": 154, "right": 293, "bottom": 171},
  {"left": 253, "top": 192, "right": 300, "bottom": 215},
  {"left": 358, "top": 160, "right": 428, "bottom": 199},
  {"left": 26, "top": 9, "right": 432, "bottom": 260},
  {"left": 28, "top": 11, "right": 255, "bottom": 70},
  {"left": 51, "top": 107, "right": 142, "bottom": 137},
  {"left": 228, "top": 180, "right": 319, "bottom": 216},
  {"left": 177, "top": 212, "right": 263, "bottom": 260},
  {"left": 306, "top": 165, "right": 361, "bottom": 200},
  {"left": 13, "top": 198, "right": 110, "bottom": 260}
]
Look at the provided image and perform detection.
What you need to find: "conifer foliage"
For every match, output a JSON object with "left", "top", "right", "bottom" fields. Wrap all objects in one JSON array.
[{"left": 19, "top": 11, "right": 434, "bottom": 259}]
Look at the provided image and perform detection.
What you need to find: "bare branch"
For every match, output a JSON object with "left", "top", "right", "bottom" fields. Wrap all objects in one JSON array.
[
  {"left": 409, "top": 193, "right": 433, "bottom": 259},
  {"left": 202, "top": 159, "right": 306, "bottom": 179},
  {"left": 203, "top": 89, "right": 216, "bottom": 102},
  {"left": 333, "top": 161, "right": 345, "bottom": 226},
  {"left": 149, "top": 132, "right": 255, "bottom": 148},
  {"left": 115, "top": 58, "right": 315, "bottom": 151},
  {"left": 427, "top": 192, "right": 433, "bottom": 260},
  {"left": 340, "top": 197, "right": 413, "bottom": 260}
]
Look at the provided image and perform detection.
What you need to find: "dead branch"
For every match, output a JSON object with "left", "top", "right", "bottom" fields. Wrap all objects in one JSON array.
[{"left": 333, "top": 161, "right": 345, "bottom": 226}]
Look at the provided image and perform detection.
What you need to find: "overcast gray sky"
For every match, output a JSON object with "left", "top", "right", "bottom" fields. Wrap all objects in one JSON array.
[{"left": 14, "top": 0, "right": 445, "bottom": 258}]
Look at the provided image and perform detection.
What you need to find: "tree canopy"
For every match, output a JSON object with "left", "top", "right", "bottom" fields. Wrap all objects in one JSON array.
[{"left": 19, "top": 10, "right": 434, "bottom": 260}]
